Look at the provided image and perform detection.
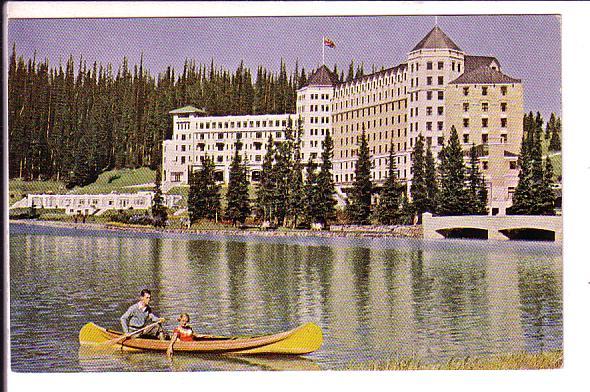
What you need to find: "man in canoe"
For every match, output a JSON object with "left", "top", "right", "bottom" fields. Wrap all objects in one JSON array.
[{"left": 120, "top": 289, "right": 167, "bottom": 340}]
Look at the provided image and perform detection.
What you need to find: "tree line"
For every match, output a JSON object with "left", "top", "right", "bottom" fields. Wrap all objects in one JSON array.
[{"left": 8, "top": 46, "right": 336, "bottom": 187}]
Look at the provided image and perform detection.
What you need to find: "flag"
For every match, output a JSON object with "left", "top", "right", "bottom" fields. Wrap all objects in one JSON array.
[{"left": 324, "top": 37, "right": 336, "bottom": 48}]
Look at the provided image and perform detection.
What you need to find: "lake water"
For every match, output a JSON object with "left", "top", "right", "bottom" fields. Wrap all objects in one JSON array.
[{"left": 9, "top": 223, "right": 562, "bottom": 372}]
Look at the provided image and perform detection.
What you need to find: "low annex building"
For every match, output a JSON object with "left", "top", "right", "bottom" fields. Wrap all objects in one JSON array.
[
  {"left": 162, "top": 26, "right": 524, "bottom": 215},
  {"left": 12, "top": 191, "right": 182, "bottom": 216}
]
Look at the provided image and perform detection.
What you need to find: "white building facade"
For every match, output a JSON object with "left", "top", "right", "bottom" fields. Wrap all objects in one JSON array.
[
  {"left": 162, "top": 109, "right": 298, "bottom": 191},
  {"left": 13, "top": 191, "right": 182, "bottom": 215}
]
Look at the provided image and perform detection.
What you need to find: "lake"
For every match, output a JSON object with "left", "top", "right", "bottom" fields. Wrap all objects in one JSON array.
[{"left": 9, "top": 223, "right": 562, "bottom": 371}]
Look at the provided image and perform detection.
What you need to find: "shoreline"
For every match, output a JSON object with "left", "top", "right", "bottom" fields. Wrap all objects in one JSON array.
[{"left": 9, "top": 219, "right": 423, "bottom": 239}]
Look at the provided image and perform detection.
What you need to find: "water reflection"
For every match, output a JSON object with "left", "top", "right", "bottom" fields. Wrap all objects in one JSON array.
[{"left": 10, "top": 225, "right": 562, "bottom": 372}]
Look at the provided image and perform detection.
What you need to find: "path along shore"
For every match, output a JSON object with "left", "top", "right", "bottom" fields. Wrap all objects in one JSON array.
[{"left": 9, "top": 219, "right": 423, "bottom": 239}]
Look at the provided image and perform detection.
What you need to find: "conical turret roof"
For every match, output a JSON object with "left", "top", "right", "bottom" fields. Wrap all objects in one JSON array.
[
  {"left": 411, "top": 26, "right": 462, "bottom": 52},
  {"left": 306, "top": 65, "right": 340, "bottom": 87}
]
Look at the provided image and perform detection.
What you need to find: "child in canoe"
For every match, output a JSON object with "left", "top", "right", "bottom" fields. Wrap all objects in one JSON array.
[{"left": 167, "top": 312, "right": 196, "bottom": 358}]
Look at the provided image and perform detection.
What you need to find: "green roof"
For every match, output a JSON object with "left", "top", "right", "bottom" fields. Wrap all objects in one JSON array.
[{"left": 169, "top": 106, "right": 207, "bottom": 115}]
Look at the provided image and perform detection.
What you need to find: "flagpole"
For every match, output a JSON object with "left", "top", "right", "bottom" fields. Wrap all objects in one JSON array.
[{"left": 322, "top": 36, "right": 325, "bottom": 65}]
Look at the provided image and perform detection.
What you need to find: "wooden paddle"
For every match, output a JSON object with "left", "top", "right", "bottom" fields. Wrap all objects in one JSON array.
[{"left": 100, "top": 319, "right": 165, "bottom": 346}]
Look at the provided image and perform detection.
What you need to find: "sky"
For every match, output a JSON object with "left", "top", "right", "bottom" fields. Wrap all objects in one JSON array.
[{"left": 7, "top": 14, "right": 561, "bottom": 117}]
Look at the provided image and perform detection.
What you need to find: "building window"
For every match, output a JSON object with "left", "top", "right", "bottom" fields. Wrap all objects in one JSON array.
[
  {"left": 501, "top": 118, "right": 508, "bottom": 128},
  {"left": 510, "top": 161, "right": 517, "bottom": 170},
  {"left": 482, "top": 118, "right": 488, "bottom": 128},
  {"left": 438, "top": 76, "right": 444, "bottom": 85},
  {"left": 437, "top": 106, "right": 444, "bottom": 115},
  {"left": 482, "top": 134, "right": 488, "bottom": 144},
  {"left": 438, "top": 136, "right": 444, "bottom": 146},
  {"left": 463, "top": 102, "right": 469, "bottom": 112},
  {"left": 437, "top": 121, "right": 444, "bottom": 131},
  {"left": 426, "top": 122, "right": 432, "bottom": 131},
  {"left": 181, "top": 156, "right": 186, "bottom": 164},
  {"left": 438, "top": 91, "right": 444, "bottom": 100},
  {"left": 427, "top": 76, "right": 432, "bottom": 85},
  {"left": 463, "top": 134, "right": 469, "bottom": 143},
  {"left": 217, "top": 156, "right": 223, "bottom": 163},
  {"left": 426, "top": 107, "right": 433, "bottom": 115},
  {"left": 482, "top": 102, "right": 489, "bottom": 112},
  {"left": 438, "top": 61, "right": 444, "bottom": 70},
  {"left": 452, "top": 62, "right": 456, "bottom": 71},
  {"left": 482, "top": 86, "right": 488, "bottom": 96},
  {"left": 427, "top": 91, "right": 433, "bottom": 100},
  {"left": 463, "top": 118, "right": 470, "bottom": 128},
  {"left": 482, "top": 161, "right": 488, "bottom": 170},
  {"left": 501, "top": 133, "right": 508, "bottom": 143},
  {"left": 427, "top": 61, "right": 433, "bottom": 70},
  {"left": 171, "top": 172, "right": 182, "bottom": 182},
  {"left": 463, "top": 87, "right": 469, "bottom": 96},
  {"left": 501, "top": 102, "right": 507, "bottom": 112},
  {"left": 501, "top": 86, "right": 508, "bottom": 96}
]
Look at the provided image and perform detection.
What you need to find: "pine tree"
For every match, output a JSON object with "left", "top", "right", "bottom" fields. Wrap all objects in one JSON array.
[
  {"left": 256, "top": 135, "right": 276, "bottom": 222},
  {"left": 286, "top": 119, "right": 305, "bottom": 227},
  {"left": 315, "top": 131, "right": 337, "bottom": 226},
  {"left": 466, "top": 144, "right": 488, "bottom": 215},
  {"left": 373, "top": 143, "right": 402, "bottom": 224},
  {"left": 188, "top": 155, "right": 220, "bottom": 224},
  {"left": 347, "top": 60, "right": 355, "bottom": 82},
  {"left": 346, "top": 128, "right": 373, "bottom": 224},
  {"left": 510, "top": 116, "right": 534, "bottom": 214},
  {"left": 303, "top": 156, "right": 322, "bottom": 226},
  {"left": 151, "top": 166, "right": 168, "bottom": 227},
  {"left": 225, "top": 141, "right": 251, "bottom": 225},
  {"left": 399, "top": 192, "right": 415, "bottom": 225},
  {"left": 273, "top": 117, "right": 295, "bottom": 225},
  {"left": 538, "top": 156, "right": 557, "bottom": 215},
  {"left": 436, "top": 126, "right": 470, "bottom": 215},
  {"left": 410, "top": 134, "right": 429, "bottom": 223},
  {"left": 424, "top": 141, "right": 438, "bottom": 214},
  {"left": 549, "top": 115, "right": 561, "bottom": 152}
]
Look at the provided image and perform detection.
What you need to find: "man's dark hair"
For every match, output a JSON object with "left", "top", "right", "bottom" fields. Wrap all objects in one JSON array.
[{"left": 140, "top": 289, "right": 151, "bottom": 297}]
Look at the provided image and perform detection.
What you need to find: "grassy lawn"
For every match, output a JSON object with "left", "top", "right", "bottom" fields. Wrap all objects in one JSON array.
[
  {"left": 9, "top": 179, "right": 68, "bottom": 205},
  {"left": 71, "top": 167, "right": 156, "bottom": 194},
  {"left": 346, "top": 351, "right": 563, "bottom": 370}
]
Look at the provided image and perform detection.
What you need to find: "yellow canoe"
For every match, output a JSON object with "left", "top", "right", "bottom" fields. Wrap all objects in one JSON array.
[{"left": 79, "top": 322, "right": 323, "bottom": 355}]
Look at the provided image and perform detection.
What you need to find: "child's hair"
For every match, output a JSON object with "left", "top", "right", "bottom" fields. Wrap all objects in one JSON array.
[{"left": 177, "top": 312, "right": 190, "bottom": 322}]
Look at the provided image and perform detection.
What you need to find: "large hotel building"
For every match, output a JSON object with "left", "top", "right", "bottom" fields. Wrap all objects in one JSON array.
[{"left": 163, "top": 26, "right": 523, "bottom": 215}]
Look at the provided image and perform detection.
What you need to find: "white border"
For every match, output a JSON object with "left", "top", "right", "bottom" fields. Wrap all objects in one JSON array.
[{"left": 4, "top": 2, "right": 589, "bottom": 391}]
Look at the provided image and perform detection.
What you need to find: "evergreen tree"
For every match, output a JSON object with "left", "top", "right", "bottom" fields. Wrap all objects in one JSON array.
[
  {"left": 539, "top": 156, "right": 557, "bottom": 215},
  {"left": 346, "top": 128, "right": 373, "bottom": 224},
  {"left": 549, "top": 115, "right": 561, "bottom": 152},
  {"left": 466, "top": 144, "right": 488, "bottom": 215},
  {"left": 436, "top": 126, "right": 470, "bottom": 215},
  {"left": 510, "top": 115, "right": 535, "bottom": 214},
  {"left": 303, "top": 156, "right": 322, "bottom": 226},
  {"left": 347, "top": 60, "right": 355, "bottom": 82},
  {"left": 545, "top": 113, "right": 556, "bottom": 140},
  {"left": 373, "top": 143, "right": 402, "bottom": 224},
  {"left": 151, "top": 166, "right": 168, "bottom": 227},
  {"left": 188, "top": 155, "right": 220, "bottom": 224},
  {"left": 399, "top": 192, "right": 415, "bottom": 225},
  {"left": 424, "top": 141, "right": 438, "bottom": 214},
  {"left": 225, "top": 141, "right": 251, "bottom": 225},
  {"left": 286, "top": 119, "right": 305, "bottom": 227},
  {"left": 256, "top": 135, "right": 276, "bottom": 222},
  {"left": 273, "top": 117, "right": 295, "bottom": 225},
  {"left": 410, "top": 134, "right": 429, "bottom": 223},
  {"left": 315, "top": 131, "right": 337, "bottom": 226}
]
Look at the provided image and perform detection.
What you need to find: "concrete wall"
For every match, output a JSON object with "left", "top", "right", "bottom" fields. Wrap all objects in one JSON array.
[{"left": 422, "top": 212, "right": 562, "bottom": 242}]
